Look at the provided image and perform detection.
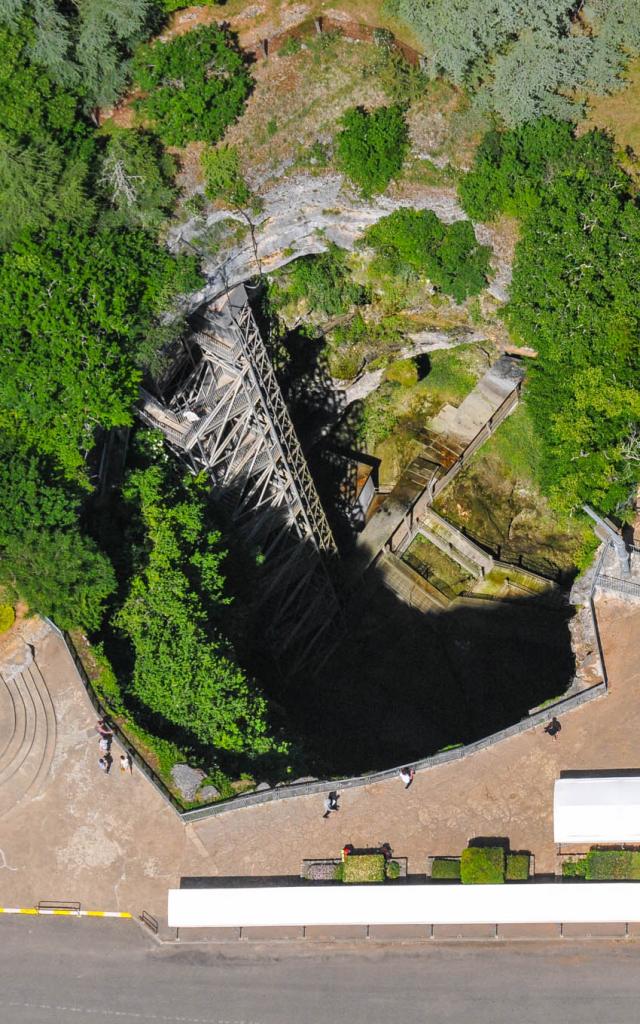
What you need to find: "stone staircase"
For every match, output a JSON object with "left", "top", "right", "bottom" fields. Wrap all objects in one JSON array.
[{"left": 0, "top": 660, "right": 57, "bottom": 819}]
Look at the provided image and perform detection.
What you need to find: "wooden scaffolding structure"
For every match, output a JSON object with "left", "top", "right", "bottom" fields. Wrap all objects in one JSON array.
[{"left": 138, "top": 285, "right": 340, "bottom": 668}]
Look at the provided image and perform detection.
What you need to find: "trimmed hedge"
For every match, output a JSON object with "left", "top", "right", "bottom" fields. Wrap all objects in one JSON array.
[
  {"left": 562, "top": 859, "right": 587, "bottom": 878},
  {"left": 431, "top": 857, "right": 461, "bottom": 880},
  {"left": 460, "top": 846, "right": 505, "bottom": 884},
  {"left": 505, "top": 853, "right": 530, "bottom": 881},
  {"left": 585, "top": 849, "right": 640, "bottom": 881},
  {"left": 0, "top": 603, "right": 15, "bottom": 633},
  {"left": 342, "top": 854, "right": 386, "bottom": 884}
]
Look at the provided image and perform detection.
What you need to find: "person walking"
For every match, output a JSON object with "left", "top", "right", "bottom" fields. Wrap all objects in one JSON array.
[
  {"left": 323, "top": 791, "right": 339, "bottom": 818},
  {"left": 399, "top": 766, "right": 415, "bottom": 789},
  {"left": 544, "top": 717, "right": 561, "bottom": 740},
  {"left": 98, "top": 756, "right": 110, "bottom": 774},
  {"left": 99, "top": 735, "right": 111, "bottom": 754},
  {"left": 120, "top": 753, "right": 132, "bottom": 774}
]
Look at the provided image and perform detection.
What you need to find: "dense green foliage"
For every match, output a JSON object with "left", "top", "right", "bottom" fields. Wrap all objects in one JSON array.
[
  {"left": 273, "top": 244, "right": 367, "bottom": 317},
  {"left": 1, "top": 224, "right": 197, "bottom": 480},
  {"left": 0, "top": 0, "right": 154, "bottom": 107},
  {"left": 0, "top": 11, "right": 199, "bottom": 634},
  {"left": 431, "top": 857, "right": 461, "bottom": 880},
  {"left": 0, "top": 436, "right": 116, "bottom": 628},
  {"left": 460, "top": 846, "right": 505, "bottom": 884},
  {"left": 1, "top": 527, "right": 116, "bottom": 630},
  {"left": 113, "top": 457, "right": 276, "bottom": 755},
  {"left": 386, "top": 0, "right": 640, "bottom": 125},
  {"left": 461, "top": 119, "right": 640, "bottom": 514},
  {"left": 133, "top": 26, "right": 252, "bottom": 146},
  {"left": 364, "top": 208, "right": 491, "bottom": 302},
  {"left": 335, "top": 105, "right": 408, "bottom": 196}
]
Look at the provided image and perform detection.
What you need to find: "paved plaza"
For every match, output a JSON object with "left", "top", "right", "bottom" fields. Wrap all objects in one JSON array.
[{"left": 0, "top": 594, "right": 639, "bottom": 924}]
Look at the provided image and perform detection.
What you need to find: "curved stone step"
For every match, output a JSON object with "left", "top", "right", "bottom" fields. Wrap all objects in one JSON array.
[
  {"left": 0, "top": 661, "right": 56, "bottom": 819},
  {"left": 0, "top": 671, "right": 33, "bottom": 786}
]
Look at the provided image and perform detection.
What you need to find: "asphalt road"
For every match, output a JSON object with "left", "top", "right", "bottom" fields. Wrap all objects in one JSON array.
[{"left": 2, "top": 918, "right": 640, "bottom": 1024}]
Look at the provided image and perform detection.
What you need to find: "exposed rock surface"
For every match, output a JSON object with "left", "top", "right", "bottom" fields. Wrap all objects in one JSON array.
[
  {"left": 171, "top": 764, "right": 206, "bottom": 801},
  {"left": 197, "top": 785, "right": 220, "bottom": 802},
  {"left": 170, "top": 172, "right": 513, "bottom": 311}
]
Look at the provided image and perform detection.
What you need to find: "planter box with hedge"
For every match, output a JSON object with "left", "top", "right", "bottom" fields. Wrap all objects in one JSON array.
[
  {"left": 431, "top": 857, "right": 461, "bottom": 880},
  {"left": 563, "top": 849, "right": 640, "bottom": 880},
  {"left": 460, "top": 846, "right": 505, "bottom": 885},
  {"left": 505, "top": 852, "right": 530, "bottom": 881},
  {"left": 342, "top": 854, "right": 387, "bottom": 884}
]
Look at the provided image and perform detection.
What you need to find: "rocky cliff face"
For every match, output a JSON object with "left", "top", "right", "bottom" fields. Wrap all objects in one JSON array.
[{"left": 169, "top": 171, "right": 513, "bottom": 312}]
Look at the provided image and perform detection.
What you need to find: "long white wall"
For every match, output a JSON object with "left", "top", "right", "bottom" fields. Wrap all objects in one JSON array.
[{"left": 169, "top": 884, "right": 640, "bottom": 928}]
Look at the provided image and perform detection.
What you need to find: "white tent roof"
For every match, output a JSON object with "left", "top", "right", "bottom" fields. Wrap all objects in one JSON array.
[
  {"left": 168, "top": 882, "right": 640, "bottom": 928},
  {"left": 554, "top": 776, "right": 640, "bottom": 843}
]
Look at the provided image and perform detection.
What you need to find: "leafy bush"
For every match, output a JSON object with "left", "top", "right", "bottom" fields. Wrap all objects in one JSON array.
[
  {"left": 505, "top": 853, "right": 530, "bottom": 881},
  {"left": 342, "top": 854, "right": 386, "bottom": 883},
  {"left": 460, "top": 846, "right": 505, "bottom": 884},
  {"left": 335, "top": 105, "right": 409, "bottom": 197},
  {"left": 585, "top": 850, "right": 640, "bottom": 881},
  {"left": 431, "top": 857, "right": 461, "bottom": 880},
  {"left": 0, "top": 603, "right": 15, "bottom": 632},
  {"left": 562, "top": 859, "right": 587, "bottom": 878},
  {"left": 274, "top": 244, "right": 366, "bottom": 317},
  {"left": 201, "top": 144, "right": 252, "bottom": 207},
  {"left": 386, "top": 859, "right": 401, "bottom": 880},
  {"left": 133, "top": 26, "right": 252, "bottom": 146},
  {"left": 364, "top": 209, "right": 491, "bottom": 302}
]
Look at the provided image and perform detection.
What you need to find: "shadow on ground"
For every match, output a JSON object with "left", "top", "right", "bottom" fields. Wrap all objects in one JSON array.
[{"left": 278, "top": 569, "right": 575, "bottom": 777}]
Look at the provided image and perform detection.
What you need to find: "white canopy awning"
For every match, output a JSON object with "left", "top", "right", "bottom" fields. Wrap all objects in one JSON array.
[
  {"left": 168, "top": 882, "right": 640, "bottom": 928},
  {"left": 554, "top": 776, "right": 640, "bottom": 843}
]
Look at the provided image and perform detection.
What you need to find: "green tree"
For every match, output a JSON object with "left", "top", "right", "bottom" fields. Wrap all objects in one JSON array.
[
  {"left": 98, "top": 128, "right": 177, "bottom": 231},
  {"left": 0, "top": 24, "right": 85, "bottom": 146},
  {"left": 0, "top": 527, "right": 116, "bottom": 629},
  {"left": 0, "top": 136, "right": 93, "bottom": 247},
  {"left": 364, "top": 208, "right": 491, "bottom": 302},
  {"left": 0, "top": 434, "right": 79, "bottom": 538},
  {"left": 1, "top": 0, "right": 154, "bottom": 107},
  {"left": 113, "top": 462, "right": 275, "bottom": 755},
  {"left": 0, "top": 224, "right": 199, "bottom": 479},
  {"left": 386, "top": 0, "right": 640, "bottom": 125},
  {"left": 133, "top": 25, "right": 252, "bottom": 146},
  {"left": 335, "top": 105, "right": 408, "bottom": 197}
]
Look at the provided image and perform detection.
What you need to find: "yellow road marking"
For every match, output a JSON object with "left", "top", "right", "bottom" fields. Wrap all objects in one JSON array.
[{"left": 0, "top": 907, "right": 132, "bottom": 919}]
